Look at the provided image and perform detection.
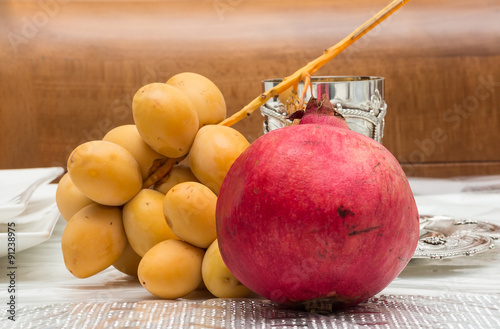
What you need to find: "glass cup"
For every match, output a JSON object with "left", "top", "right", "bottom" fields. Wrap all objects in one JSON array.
[{"left": 260, "top": 76, "right": 387, "bottom": 143}]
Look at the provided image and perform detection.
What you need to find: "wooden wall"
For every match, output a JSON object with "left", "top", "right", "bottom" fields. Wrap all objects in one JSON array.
[{"left": 1, "top": 0, "right": 499, "bottom": 177}]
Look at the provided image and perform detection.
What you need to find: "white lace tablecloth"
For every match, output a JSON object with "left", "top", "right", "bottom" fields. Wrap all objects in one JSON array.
[{"left": 1, "top": 176, "right": 500, "bottom": 328}]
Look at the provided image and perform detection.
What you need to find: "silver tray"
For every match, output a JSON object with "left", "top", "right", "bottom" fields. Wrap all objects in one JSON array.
[{"left": 413, "top": 215, "right": 498, "bottom": 259}]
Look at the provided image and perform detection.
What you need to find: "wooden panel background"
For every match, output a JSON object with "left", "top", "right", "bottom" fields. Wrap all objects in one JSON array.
[{"left": 0, "top": 0, "right": 499, "bottom": 177}]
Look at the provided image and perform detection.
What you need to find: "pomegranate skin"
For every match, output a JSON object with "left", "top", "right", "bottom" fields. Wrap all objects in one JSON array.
[{"left": 216, "top": 124, "right": 419, "bottom": 309}]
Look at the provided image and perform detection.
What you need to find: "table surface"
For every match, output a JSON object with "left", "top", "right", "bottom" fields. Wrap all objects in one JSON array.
[{"left": 2, "top": 176, "right": 500, "bottom": 328}]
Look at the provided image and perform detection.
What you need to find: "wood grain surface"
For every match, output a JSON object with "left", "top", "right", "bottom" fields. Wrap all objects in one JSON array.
[{"left": 0, "top": 0, "right": 499, "bottom": 177}]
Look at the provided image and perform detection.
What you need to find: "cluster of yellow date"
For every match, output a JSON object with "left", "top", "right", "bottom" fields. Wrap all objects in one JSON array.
[{"left": 56, "top": 72, "right": 252, "bottom": 299}]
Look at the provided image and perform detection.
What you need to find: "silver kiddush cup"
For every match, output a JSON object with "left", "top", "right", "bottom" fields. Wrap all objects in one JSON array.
[{"left": 260, "top": 76, "right": 387, "bottom": 143}]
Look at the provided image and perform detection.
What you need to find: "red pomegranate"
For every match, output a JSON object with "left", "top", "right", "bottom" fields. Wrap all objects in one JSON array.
[{"left": 216, "top": 98, "right": 419, "bottom": 311}]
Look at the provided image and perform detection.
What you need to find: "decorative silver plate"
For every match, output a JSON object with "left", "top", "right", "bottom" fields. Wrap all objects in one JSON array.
[{"left": 413, "top": 215, "right": 498, "bottom": 259}]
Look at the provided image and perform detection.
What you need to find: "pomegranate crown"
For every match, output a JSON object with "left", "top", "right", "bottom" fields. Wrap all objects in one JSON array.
[{"left": 287, "top": 94, "right": 345, "bottom": 121}]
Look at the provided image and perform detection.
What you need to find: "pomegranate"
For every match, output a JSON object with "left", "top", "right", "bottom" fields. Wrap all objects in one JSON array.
[{"left": 216, "top": 98, "right": 419, "bottom": 311}]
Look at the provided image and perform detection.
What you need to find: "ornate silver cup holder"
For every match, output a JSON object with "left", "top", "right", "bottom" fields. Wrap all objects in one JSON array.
[{"left": 261, "top": 76, "right": 387, "bottom": 144}]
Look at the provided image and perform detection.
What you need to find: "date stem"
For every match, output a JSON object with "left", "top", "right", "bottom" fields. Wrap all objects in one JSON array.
[
  {"left": 218, "top": 0, "right": 411, "bottom": 127},
  {"left": 142, "top": 156, "right": 186, "bottom": 189}
]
